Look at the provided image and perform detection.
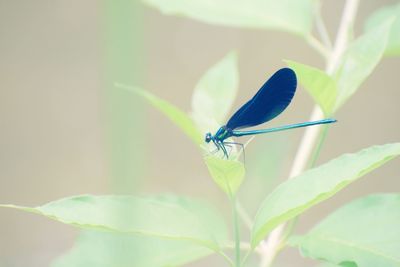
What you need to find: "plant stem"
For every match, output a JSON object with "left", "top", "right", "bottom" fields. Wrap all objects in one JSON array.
[
  {"left": 326, "top": 0, "right": 359, "bottom": 74},
  {"left": 232, "top": 195, "right": 241, "bottom": 267},
  {"left": 224, "top": 241, "right": 252, "bottom": 251},
  {"left": 308, "top": 123, "right": 330, "bottom": 168},
  {"left": 315, "top": 1, "right": 333, "bottom": 49},
  {"left": 306, "top": 35, "right": 330, "bottom": 58},
  {"left": 218, "top": 251, "right": 235, "bottom": 267},
  {"left": 237, "top": 200, "right": 253, "bottom": 230},
  {"left": 258, "top": 1, "right": 360, "bottom": 266}
]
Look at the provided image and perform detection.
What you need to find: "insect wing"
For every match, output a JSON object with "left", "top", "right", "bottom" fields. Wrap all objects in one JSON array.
[{"left": 226, "top": 68, "right": 297, "bottom": 130}]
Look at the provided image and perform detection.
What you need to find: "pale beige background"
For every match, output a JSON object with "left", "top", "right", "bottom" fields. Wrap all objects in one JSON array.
[{"left": 0, "top": 1, "right": 399, "bottom": 266}]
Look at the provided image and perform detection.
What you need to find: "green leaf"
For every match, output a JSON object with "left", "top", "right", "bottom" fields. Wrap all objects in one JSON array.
[
  {"left": 251, "top": 143, "right": 400, "bottom": 247},
  {"left": 115, "top": 84, "right": 203, "bottom": 145},
  {"left": 143, "top": 0, "right": 315, "bottom": 36},
  {"left": 316, "top": 263, "right": 342, "bottom": 267},
  {"left": 52, "top": 230, "right": 212, "bottom": 267},
  {"left": 205, "top": 156, "right": 245, "bottom": 197},
  {"left": 191, "top": 51, "right": 239, "bottom": 132},
  {"left": 290, "top": 194, "right": 400, "bottom": 267},
  {"left": 0, "top": 194, "right": 228, "bottom": 251},
  {"left": 286, "top": 60, "right": 337, "bottom": 115},
  {"left": 365, "top": 2, "right": 400, "bottom": 56},
  {"left": 333, "top": 19, "right": 393, "bottom": 110}
]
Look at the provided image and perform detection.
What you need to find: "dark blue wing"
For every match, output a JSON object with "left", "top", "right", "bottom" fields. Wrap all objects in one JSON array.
[{"left": 226, "top": 68, "right": 297, "bottom": 130}]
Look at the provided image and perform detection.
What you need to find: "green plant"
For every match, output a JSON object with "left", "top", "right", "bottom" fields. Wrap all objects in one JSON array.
[{"left": 2, "top": 1, "right": 400, "bottom": 267}]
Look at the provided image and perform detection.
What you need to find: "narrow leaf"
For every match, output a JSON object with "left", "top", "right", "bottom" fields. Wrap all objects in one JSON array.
[
  {"left": 191, "top": 51, "right": 239, "bottom": 132},
  {"left": 251, "top": 143, "right": 400, "bottom": 247},
  {"left": 52, "top": 230, "right": 212, "bottom": 267},
  {"left": 143, "top": 0, "right": 315, "bottom": 36},
  {"left": 0, "top": 195, "right": 228, "bottom": 251},
  {"left": 365, "top": 2, "right": 400, "bottom": 56},
  {"left": 115, "top": 84, "right": 203, "bottom": 145},
  {"left": 334, "top": 19, "right": 393, "bottom": 110},
  {"left": 205, "top": 156, "right": 245, "bottom": 197},
  {"left": 290, "top": 194, "right": 400, "bottom": 267},
  {"left": 286, "top": 60, "right": 337, "bottom": 115}
]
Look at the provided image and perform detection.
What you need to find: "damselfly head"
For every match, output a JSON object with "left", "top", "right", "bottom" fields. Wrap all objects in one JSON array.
[{"left": 205, "top": 133, "right": 212, "bottom": 143}]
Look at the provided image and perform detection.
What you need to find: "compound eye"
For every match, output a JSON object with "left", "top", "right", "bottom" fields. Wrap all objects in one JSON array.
[{"left": 205, "top": 133, "right": 212, "bottom": 143}]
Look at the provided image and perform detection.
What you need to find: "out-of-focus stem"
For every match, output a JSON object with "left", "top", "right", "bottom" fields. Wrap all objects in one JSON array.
[
  {"left": 232, "top": 195, "right": 241, "bottom": 267},
  {"left": 237, "top": 201, "right": 253, "bottom": 230},
  {"left": 309, "top": 124, "right": 331, "bottom": 168},
  {"left": 306, "top": 35, "right": 330, "bottom": 58},
  {"left": 315, "top": 1, "right": 333, "bottom": 49},
  {"left": 258, "top": 1, "right": 359, "bottom": 267},
  {"left": 326, "top": 0, "right": 359, "bottom": 74}
]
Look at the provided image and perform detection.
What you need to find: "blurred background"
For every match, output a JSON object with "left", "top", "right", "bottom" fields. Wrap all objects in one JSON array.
[{"left": 0, "top": 0, "right": 399, "bottom": 266}]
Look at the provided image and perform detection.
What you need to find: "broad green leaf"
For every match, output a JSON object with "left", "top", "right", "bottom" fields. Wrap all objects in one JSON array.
[
  {"left": 143, "top": 0, "right": 315, "bottom": 36},
  {"left": 251, "top": 143, "right": 400, "bottom": 247},
  {"left": 316, "top": 263, "right": 341, "bottom": 267},
  {"left": 205, "top": 156, "right": 245, "bottom": 197},
  {"left": 334, "top": 19, "right": 393, "bottom": 110},
  {"left": 365, "top": 2, "right": 400, "bottom": 56},
  {"left": 0, "top": 194, "right": 228, "bottom": 251},
  {"left": 52, "top": 230, "right": 212, "bottom": 267},
  {"left": 290, "top": 194, "right": 400, "bottom": 267},
  {"left": 191, "top": 51, "right": 239, "bottom": 132},
  {"left": 286, "top": 60, "right": 337, "bottom": 115},
  {"left": 115, "top": 84, "right": 203, "bottom": 145}
]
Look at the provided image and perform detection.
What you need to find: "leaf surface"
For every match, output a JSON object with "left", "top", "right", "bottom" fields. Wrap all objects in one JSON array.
[
  {"left": 334, "top": 19, "right": 392, "bottom": 110},
  {"left": 205, "top": 156, "right": 245, "bottom": 197},
  {"left": 251, "top": 143, "right": 400, "bottom": 247},
  {"left": 52, "top": 230, "right": 212, "bottom": 267},
  {"left": 286, "top": 60, "right": 337, "bottom": 115},
  {"left": 143, "top": 0, "right": 314, "bottom": 36},
  {"left": 1, "top": 194, "right": 228, "bottom": 250},
  {"left": 365, "top": 2, "right": 400, "bottom": 56},
  {"left": 290, "top": 194, "right": 400, "bottom": 267},
  {"left": 191, "top": 51, "right": 239, "bottom": 132},
  {"left": 116, "top": 84, "right": 203, "bottom": 145}
]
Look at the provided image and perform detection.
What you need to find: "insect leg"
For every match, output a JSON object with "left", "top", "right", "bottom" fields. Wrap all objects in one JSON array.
[
  {"left": 209, "top": 147, "right": 219, "bottom": 155},
  {"left": 219, "top": 142, "right": 229, "bottom": 158},
  {"left": 223, "top": 144, "right": 234, "bottom": 157},
  {"left": 223, "top": 141, "right": 246, "bottom": 163},
  {"left": 212, "top": 139, "right": 220, "bottom": 150},
  {"left": 206, "top": 139, "right": 220, "bottom": 155}
]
